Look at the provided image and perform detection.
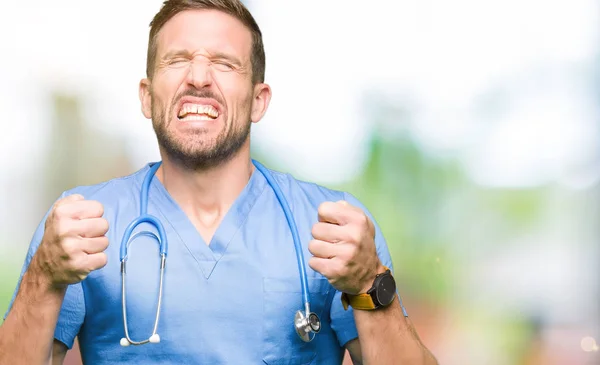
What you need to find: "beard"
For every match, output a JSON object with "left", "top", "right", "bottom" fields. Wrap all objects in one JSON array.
[{"left": 151, "top": 89, "right": 252, "bottom": 171}]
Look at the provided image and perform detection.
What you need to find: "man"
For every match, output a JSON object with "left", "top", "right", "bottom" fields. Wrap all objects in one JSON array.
[{"left": 0, "top": 0, "right": 437, "bottom": 364}]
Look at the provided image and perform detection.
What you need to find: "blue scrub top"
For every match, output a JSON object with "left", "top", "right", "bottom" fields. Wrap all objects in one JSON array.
[{"left": 5, "top": 162, "right": 402, "bottom": 364}]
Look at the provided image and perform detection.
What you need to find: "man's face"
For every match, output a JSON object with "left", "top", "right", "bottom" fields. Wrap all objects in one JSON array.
[{"left": 139, "top": 9, "right": 270, "bottom": 170}]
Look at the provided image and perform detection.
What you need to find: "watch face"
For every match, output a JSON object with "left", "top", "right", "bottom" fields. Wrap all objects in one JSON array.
[{"left": 375, "top": 274, "right": 396, "bottom": 306}]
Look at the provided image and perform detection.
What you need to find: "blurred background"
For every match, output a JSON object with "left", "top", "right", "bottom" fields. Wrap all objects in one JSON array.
[{"left": 1, "top": 0, "right": 599, "bottom": 364}]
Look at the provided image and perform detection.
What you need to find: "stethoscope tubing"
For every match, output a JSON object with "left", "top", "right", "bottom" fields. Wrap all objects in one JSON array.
[
  {"left": 251, "top": 160, "right": 311, "bottom": 310},
  {"left": 119, "top": 159, "right": 317, "bottom": 346}
]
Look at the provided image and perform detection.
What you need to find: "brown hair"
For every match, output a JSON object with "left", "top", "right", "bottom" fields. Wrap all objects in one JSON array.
[{"left": 146, "top": 0, "right": 265, "bottom": 84}]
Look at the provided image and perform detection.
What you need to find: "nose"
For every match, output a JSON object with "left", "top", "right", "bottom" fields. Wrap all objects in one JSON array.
[{"left": 186, "top": 59, "right": 213, "bottom": 89}]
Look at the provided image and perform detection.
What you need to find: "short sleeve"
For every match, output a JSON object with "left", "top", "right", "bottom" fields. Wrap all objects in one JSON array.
[
  {"left": 3, "top": 193, "right": 86, "bottom": 349},
  {"left": 329, "top": 192, "right": 408, "bottom": 348}
]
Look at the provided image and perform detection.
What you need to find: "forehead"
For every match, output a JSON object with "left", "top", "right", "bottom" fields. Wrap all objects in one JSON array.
[{"left": 155, "top": 9, "right": 253, "bottom": 60}]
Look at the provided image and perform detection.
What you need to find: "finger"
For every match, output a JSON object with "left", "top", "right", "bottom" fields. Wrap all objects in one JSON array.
[
  {"left": 81, "top": 237, "right": 109, "bottom": 254},
  {"left": 312, "top": 222, "right": 345, "bottom": 242},
  {"left": 318, "top": 201, "right": 354, "bottom": 225},
  {"left": 337, "top": 200, "right": 365, "bottom": 213},
  {"left": 73, "top": 218, "right": 109, "bottom": 238},
  {"left": 85, "top": 252, "right": 108, "bottom": 272},
  {"left": 308, "top": 239, "right": 339, "bottom": 259},
  {"left": 335, "top": 201, "right": 374, "bottom": 233},
  {"left": 58, "top": 200, "right": 104, "bottom": 220},
  {"left": 309, "top": 256, "right": 344, "bottom": 279},
  {"left": 308, "top": 257, "right": 332, "bottom": 277}
]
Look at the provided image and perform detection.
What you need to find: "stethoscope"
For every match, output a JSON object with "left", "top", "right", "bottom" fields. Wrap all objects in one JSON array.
[{"left": 119, "top": 159, "right": 321, "bottom": 347}]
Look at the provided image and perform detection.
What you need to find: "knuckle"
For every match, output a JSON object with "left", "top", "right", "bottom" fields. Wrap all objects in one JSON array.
[
  {"left": 346, "top": 244, "right": 359, "bottom": 259},
  {"left": 54, "top": 216, "right": 74, "bottom": 236},
  {"left": 337, "top": 200, "right": 349, "bottom": 207},
  {"left": 318, "top": 201, "right": 333, "bottom": 215},
  {"left": 308, "top": 240, "right": 317, "bottom": 254},
  {"left": 346, "top": 227, "right": 361, "bottom": 243},
  {"left": 65, "top": 257, "right": 79, "bottom": 273},
  {"left": 308, "top": 257, "right": 318, "bottom": 271},
  {"left": 97, "top": 253, "right": 108, "bottom": 268},
  {"left": 354, "top": 227, "right": 364, "bottom": 243},
  {"left": 53, "top": 204, "right": 70, "bottom": 219},
  {"left": 100, "top": 236, "right": 110, "bottom": 250},
  {"left": 317, "top": 203, "right": 326, "bottom": 216},
  {"left": 98, "top": 218, "right": 110, "bottom": 233},
  {"left": 93, "top": 201, "right": 105, "bottom": 217},
  {"left": 319, "top": 201, "right": 332, "bottom": 209},
  {"left": 357, "top": 212, "right": 369, "bottom": 227},
  {"left": 311, "top": 222, "right": 320, "bottom": 236},
  {"left": 61, "top": 238, "right": 78, "bottom": 256},
  {"left": 337, "top": 245, "right": 349, "bottom": 260}
]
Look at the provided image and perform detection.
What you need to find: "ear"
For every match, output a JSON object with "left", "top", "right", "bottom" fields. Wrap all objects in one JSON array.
[
  {"left": 139, "top": 78, "right": 152, "bottom": 119},
  {"left": 250, "top": 82, "right": 272, "bottom": 123}
]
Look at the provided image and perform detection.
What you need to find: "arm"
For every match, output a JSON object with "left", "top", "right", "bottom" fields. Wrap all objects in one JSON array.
[
  {"left": 52, "top": 341, "right": 68, "bottom": 365},
  {"left": 0, "top": 194, "right": 108, "bottom": 365},
  {"left": 0, "top": 261, "right": 66, "bottom": 365},
  {"left": 346, "top": 298, "right": 437, "bottom": 364},
  {"left": 309, "top": 198, "right": 437, "bottom": 365}
]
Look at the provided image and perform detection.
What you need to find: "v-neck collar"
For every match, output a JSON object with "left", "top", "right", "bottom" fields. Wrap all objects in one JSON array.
[{"left": 141, "top": 162, "right": 266, "bottom": 279}]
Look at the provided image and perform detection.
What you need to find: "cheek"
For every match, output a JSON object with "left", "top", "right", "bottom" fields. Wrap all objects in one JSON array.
[
  {"left": 216, "top": 73, "right": 253, "bottom": 104},
  {"left": 230, "top": 88, "right": 255, "bottom": 116},
  {"left": 154, "top": 70, "right": 187, "bottom": 103}
]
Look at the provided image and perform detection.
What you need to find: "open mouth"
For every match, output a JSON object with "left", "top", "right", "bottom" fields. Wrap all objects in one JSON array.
[{"left": 177, "top": 103, "right": 219, "bottom": 121}]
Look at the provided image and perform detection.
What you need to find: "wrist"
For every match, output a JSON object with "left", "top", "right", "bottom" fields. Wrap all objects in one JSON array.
[
  {"left": 358, "top": 263, "right": 388, "bottom": 294},
  {"left": 26, "top": 255, "right": 66, "bottom": 295},
  {"left": 342, "top": 264, "right": 395, "bottom": 311}
]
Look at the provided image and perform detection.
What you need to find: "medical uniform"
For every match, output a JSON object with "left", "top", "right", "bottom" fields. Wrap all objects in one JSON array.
[{"left": 5, "top": 161, "right": 402, "bottom": 364}]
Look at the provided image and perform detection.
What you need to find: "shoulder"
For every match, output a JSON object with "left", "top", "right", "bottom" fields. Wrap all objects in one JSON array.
[
  {"left": 264, "top": 166, "right": 345, "bottom": 202},
  {"left": 60, "top": 163, "right": 150, "bottom": 205},
  {"left": 260, "top": 164, "right": 366, "bottom": 212}
]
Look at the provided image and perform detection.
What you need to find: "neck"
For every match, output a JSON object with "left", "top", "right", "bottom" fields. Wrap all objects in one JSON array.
[{"left": 155, "top": 144, "right": 254, "bottom": 240}]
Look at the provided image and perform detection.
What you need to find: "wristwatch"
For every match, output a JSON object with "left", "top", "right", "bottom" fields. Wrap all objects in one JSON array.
[{"left": 341, "top": 267, "right": 396, "bottom": 310}]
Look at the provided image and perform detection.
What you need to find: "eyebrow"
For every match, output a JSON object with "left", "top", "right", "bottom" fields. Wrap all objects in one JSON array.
[{"left": 161, "top": 49, "right": 193, "bottom": 60}]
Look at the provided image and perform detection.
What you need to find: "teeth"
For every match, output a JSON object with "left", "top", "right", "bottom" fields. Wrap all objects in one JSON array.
[
  {"left": 180, "top": 114, "right": 214, "bottom": 121},
  {"left": 178, "top": 104, "right": 219, "bottom": 119}
]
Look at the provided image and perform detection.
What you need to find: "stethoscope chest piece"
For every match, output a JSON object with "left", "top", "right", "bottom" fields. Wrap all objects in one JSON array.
[{"left": 294, "top": 310, "right": 321, "bottom": 342}]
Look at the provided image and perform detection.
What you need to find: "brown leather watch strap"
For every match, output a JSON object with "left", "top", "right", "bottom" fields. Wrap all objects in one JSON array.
[
  {"left": 340, "top": 266, "right": 392, "bottom": 311},
  {"left": 341, "top": 292, "right": 377, "bottom": 310}
]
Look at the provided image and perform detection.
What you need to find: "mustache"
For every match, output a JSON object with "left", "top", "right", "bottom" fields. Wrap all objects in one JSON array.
[{"left": 172, "top": 88, "right": 224, "bottom": 109}]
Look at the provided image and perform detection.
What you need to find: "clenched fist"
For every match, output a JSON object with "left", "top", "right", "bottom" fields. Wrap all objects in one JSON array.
[
  {"left": 31, "top": 194, "right": 109, "bottom": 288},
  {"left": 308, "top": 200, "right": 384, "bottom": 295}
]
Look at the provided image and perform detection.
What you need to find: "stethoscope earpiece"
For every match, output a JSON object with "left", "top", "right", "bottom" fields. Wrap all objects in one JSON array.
[{"left": 120, "top": 333, "right": 160, "bottom": 347}]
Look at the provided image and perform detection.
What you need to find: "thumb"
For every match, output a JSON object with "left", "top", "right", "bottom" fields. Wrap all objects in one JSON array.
[
  {"left": 65, "top": 194, "right": 85, "bottom": 201},
  {"left": 55, "top": 194, "right": 85, "bottom": 207}
]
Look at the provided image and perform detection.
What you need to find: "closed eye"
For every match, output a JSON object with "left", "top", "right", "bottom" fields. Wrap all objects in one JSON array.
[
  {"left": 211, "top": 60, "right": 235, "bottom": 71},
  {"left": 168, "top": 57, "right": 190, "bottom": 67}
]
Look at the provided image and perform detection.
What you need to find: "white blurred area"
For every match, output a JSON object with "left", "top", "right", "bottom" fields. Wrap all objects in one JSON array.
[{"left": 1, "top": 1, "right": 599, "bottom": 364}]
